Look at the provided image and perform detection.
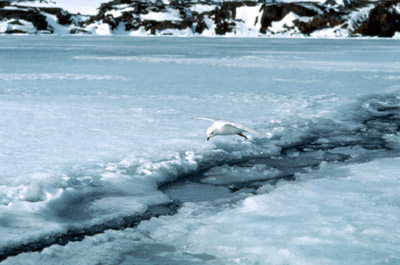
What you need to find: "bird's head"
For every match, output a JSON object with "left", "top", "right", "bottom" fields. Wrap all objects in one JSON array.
[{"left": 206, "top": 127, "right": 217, "bottom": 141}]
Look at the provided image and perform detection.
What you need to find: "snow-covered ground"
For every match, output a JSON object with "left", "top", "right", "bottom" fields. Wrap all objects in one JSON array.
[{"left": 0, "top": 36, "right": 399, "bottom": 264}]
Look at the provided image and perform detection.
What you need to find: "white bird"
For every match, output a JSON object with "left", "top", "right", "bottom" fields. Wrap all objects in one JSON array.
[{"left": 197, "top": 118, "right": 263, "bottom": 141}]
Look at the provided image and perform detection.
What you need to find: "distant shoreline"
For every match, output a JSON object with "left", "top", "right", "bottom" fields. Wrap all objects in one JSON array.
[{"left": 1, "top": 1, "right": 400, "bottom": 38}]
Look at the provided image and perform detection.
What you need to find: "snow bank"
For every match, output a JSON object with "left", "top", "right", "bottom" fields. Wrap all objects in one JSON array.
[
  {"left": 393, "top": 31, "right": 400, "bottom": 39},
  {"left": 190, "top": 4, "right": 215, "bottom": 13},
  {"left": 227, "top": 4, "right": 263, "bottom": 36},
  {"left": 310, "top": 25, "right": 349, "bottom": 38},
  {"left": 84, "top": 22, "right": 112, "bottom": 35},
  {"left": 105, "top": 6, "right": 134, "bottom": 18},
  {"left": 0, "top": 19, "right": 36, "bottom": 34},
  {"left": 268, "top": 12, "right": 311, "bottom": 36},
  {"left": 141, "top": 9, "right": 181, "bottom": 21}
]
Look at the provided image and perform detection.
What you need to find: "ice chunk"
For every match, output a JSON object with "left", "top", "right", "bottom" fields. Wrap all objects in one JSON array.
[{"left": 20, "top": 183, "right": 46, "bottom": 202}]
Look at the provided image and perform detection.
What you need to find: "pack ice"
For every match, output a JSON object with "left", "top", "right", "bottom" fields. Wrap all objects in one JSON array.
[{"left": 0, "top": 36, "right": 399, "bottom": 264}]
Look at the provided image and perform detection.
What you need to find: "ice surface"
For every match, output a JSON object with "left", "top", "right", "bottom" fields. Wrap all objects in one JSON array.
[
  {"left": 0, "top": 36, "right": 399, "bottom": 263},
  {"left": 5, "top": 158, "right": 400, "bottom": 265},
  {"left": 201, "top": 164, "right": 281, "bottom": 185}
]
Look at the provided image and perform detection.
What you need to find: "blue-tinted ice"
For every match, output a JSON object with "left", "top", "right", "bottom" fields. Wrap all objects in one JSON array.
[{"left": 0, "top": 36, "right": 399, "bottom": 264}]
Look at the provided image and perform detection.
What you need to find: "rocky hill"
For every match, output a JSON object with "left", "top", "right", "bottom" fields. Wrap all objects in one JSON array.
[{"left": 1, "top": 0, "right": 400, "bottom": 37}]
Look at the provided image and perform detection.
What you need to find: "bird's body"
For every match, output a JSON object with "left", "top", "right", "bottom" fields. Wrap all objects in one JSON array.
[{"left": 197, "top": 118, "right": 262, "bottom": 140}]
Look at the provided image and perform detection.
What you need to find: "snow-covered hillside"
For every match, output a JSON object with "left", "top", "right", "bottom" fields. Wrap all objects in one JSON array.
[{"left": 0, "top": 0, "right": 399, "bottom": 37}]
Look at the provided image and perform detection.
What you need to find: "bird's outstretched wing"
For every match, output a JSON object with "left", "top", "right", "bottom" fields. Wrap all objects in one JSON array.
[
  {"left": 195, "top": 117, "right": 217, "bottom": 122},
  {"left": 226, "top": 121, "right": 264, "bottom": 137}
]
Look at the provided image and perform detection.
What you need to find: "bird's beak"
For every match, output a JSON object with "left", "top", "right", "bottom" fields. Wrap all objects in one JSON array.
[{"left": 207, "top": 137, "right": 210, "bottom": 141}]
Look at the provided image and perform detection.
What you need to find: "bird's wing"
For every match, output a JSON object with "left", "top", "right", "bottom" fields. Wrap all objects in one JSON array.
[
  {"left": 227, "top": 121, "right": 264, "bottom": 136},
  {"left": 196, "top": 117, "right": 217, "bottom": 123}
]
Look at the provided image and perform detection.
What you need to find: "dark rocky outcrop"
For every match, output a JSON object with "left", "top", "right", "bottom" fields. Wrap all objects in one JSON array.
[
  {"left": 0, "top": 8, "right": 48, "bottom": 31},
  {"left": 0, "top": 1, "right": 11, "bottom": 8},
  {"left": 294, "top": 8, "right": 347, "bottom": 35},
  {"left": 214, "top": 1, "right": 258, "bottom": 34},
  {"left": 143, "top": 20, "right": 192, "bottom": 34},
  {"left": 40, "top": 8, "right": 72, "bottom": 25},
  {"left": 260, "top": 2, "right": 321, "bottom": 33},
  {"left": 0, "top": 4, "right": 77, "bottom": 33},
  {"left": 353, "top": 1, "right": 400, "bottom": 37}
]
